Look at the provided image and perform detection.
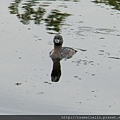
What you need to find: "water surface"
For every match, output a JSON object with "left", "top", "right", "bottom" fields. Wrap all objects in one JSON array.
[{"left": 0, "top": 0, "right": 120, "bottom": 115}]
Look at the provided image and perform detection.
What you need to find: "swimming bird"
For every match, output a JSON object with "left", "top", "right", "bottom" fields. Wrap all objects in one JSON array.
[
  {"left": 49, "top": 34, "right": 77, "bottom": 61},
  {"left": 50, "top": 34, "right": 77, "bottom": 82}
]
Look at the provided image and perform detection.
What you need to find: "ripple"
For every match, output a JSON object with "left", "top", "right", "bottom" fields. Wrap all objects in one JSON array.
[
  {"left": 76, "top": 26, "right": 120, "bottom": 37},
  {"left": 76, "top": 48, "right": 87, "bottom": 52},
  {"left": 37, "top": 92, "right": 44, "bottom": 95},
  {"left": 72, "top": 59, "right": 94, "bottom": 66},
  {"left": 108, "top": 57, "right": 120, "bottom": 60}
]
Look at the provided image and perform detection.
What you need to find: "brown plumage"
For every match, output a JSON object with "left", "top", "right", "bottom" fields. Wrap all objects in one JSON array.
[{"left": 49, "top": 34, "right": 77, "bottom": 61}]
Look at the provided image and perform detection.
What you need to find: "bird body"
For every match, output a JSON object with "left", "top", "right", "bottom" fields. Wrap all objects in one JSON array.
[
  {"left": 49, "top": 34, "right": 77, "bottom": 61},
  {"left": 49, "top": 34, "right": 77, "bottom": 82}
]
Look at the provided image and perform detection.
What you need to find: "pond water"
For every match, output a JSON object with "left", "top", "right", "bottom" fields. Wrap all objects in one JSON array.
[{"left": 0, "top": 0, "right": 120, "bottom": 115}]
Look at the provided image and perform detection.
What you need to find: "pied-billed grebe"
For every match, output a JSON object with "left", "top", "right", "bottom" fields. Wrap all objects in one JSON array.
[{"left": 49, "top": 34, "right": 77, "bottom": 61}]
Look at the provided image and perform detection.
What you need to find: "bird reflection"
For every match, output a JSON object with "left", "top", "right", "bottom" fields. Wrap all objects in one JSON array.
[
  {"left": 50, "top": 34, "right": 77, "bottom": 82},
  {"left": 51, "top": 60, "right": 61, "bottom": 82}
]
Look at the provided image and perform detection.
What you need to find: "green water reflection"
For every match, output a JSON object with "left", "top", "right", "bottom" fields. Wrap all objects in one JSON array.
[
  {"left": 9, "top": 0, "right": 72, "bottom": 33},
  {"left": 9, "top": 0, "right": 119, "bottom": 34},
  {"left": 44, "top": 9, "right": 70, "bottom": 33},
  {"left": 93, "top": 0, "right": 120, "bottom": 10}
]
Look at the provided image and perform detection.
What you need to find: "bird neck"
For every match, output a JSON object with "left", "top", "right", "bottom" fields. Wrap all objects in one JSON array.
[{"left": 54, "top": 45, "right": 62, "bottom": 51}]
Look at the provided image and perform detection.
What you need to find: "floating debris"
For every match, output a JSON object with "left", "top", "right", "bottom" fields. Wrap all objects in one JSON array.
[
  {"left": 99, "top": 50, "right": 104, "bottom": 52},
  {"left": 83, "top": 61, "right": 87, "bottom": 65},
  {"left": 100, "top": 37, "right": 105, "bottom": 39},
  {"left": 88, "top": 61, "right": 93, "bottom": 63},
  {"left": 92, "top": 74, "right": 95, "bottom": 76},
  {"left": 44, "top": 81, "right": 52, "bottom": 84},
  {"left": 44, "top": 81, "right": 48, "bottom": 83},
  {"left": 48, "top": 82, "right": 52, "bottom": 84},
  {"left": 109, "top": 57, "right": 120, "bottom": 59},
  {"left": 34, "top": 36, "right": 38, "bottom": 38},
  {"left": 18, "top": 57, "right": 22, "bottom": 59},
  {"left": 98, "top": 54, "right": 104, "bottom": 55},
  {"left": 73, "top": 59, "right": 95, "bottom": 66},
  {"left": 37, "top": 92, "right": 44, "bottom": 95},
  {"left": 15, "top": 83, "right": 22, "bottom": 86},
  {"left": 108, "top": 105, "right": 111, "bottom": 108},
  {"left": 74, "top": 76, "right": 78, "bottom": 78}
]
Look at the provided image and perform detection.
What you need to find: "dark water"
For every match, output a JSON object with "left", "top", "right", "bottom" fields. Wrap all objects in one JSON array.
[{"left": 0, "top": 0, "right": 120, "bottom": 115}]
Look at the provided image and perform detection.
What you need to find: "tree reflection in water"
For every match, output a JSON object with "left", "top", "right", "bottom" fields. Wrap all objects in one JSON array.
[
  {"left": 9, "top": 0, "right": 46, "bottom": 25},
  {"left": 93, "top": 0, "right": 120, "bottom": 11},
  {"left": 44, "top": 9, "right": 70, "bottom": 34},
  {"left": 8, "top": 0, "right": 71, "bottom": 33}
]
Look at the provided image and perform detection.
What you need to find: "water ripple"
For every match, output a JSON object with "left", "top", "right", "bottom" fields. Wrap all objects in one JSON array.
[{"left": 76, "top": 26, "right": 120, "bottom": 37}]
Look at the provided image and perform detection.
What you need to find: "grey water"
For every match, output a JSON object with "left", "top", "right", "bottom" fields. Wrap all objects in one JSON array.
[{"left": 0, "top": 0, "right": 120, "bottom": 114}]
